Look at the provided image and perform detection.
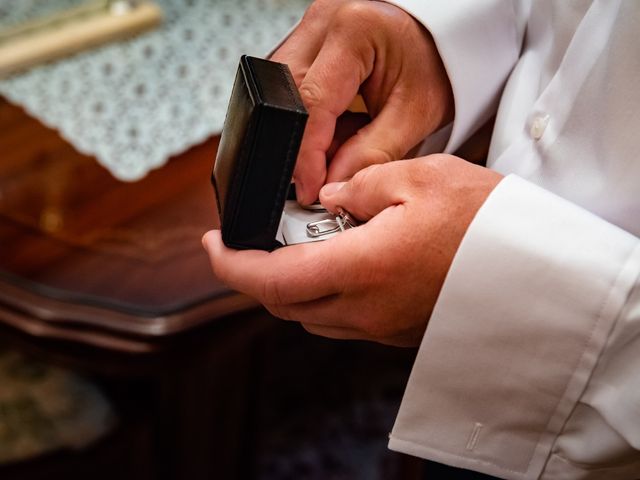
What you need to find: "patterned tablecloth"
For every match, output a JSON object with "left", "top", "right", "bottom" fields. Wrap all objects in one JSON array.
[{"left": 0, "top": 0, "right": 310, "bottom": 181}]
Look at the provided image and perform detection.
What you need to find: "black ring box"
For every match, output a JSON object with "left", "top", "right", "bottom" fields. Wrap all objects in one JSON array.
[{"left": 212, "top": 55, "right": 308, "bottom": 251}]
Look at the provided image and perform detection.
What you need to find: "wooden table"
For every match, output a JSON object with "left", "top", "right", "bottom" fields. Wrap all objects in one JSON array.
[
  {"left": 0, "top": 97, "right": 261, "bottom": 345},
  {"left": 0, "top": 96, "right": 281, "bottom": 480}
]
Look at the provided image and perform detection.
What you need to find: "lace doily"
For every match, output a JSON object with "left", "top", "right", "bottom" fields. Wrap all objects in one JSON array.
[
  {"left": 0, "top": 0, "right": 94, "bottom": 30},
  {"left": 0, "top": 0, "right": 310, "bottom": 181}
]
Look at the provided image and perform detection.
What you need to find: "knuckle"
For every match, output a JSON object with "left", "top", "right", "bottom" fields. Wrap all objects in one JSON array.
[
  {"left": 301, "top": 322, "right": 319, "bottom": 335},
  {"left": 261, "top": 271, "right": 285, "bottom": 306},
  {"left": 406, "top": 155, "right": 448, "bottom": 189},
  {"left": 364, "top": 144, "right": 397, "bottom": 164},
  {"left": 265, "top": 303, "right": 290, "bottom": 321},
  {"left": 306, "top": 0, "right": 335, "bottom": 18},
  {"left": 350, "top": 163, "right": 380, "bottom": 190},
  {"left": 334, "top": 1, "right": 369, "bottom": 22},
  {"left": 298, "top": 80, "right": 324, "bottom": 110},
  {"left": 428, "top": 154, "right": 454, "bottom": 179},
  {"left": 334, "top": 1, "right": 380, "bottom": 28},
  {"left": 426, "top": 153, "right": 454, "bottom": 170},
  {"left": 406, "top": 160, "right": 432, "bottom": 189},
  {"left": 303, "top": 0, "right": 323, "bottom": 19},
  {"left": 304, "top": 0, "right": 353, "bottom": 27},
  {"left": 334, "top": 1, "right": 409, "bottom": 34},
  {"left": 359, "top": 315, "right": 392, "bottom": 339},
  {"left": 300, "top": 0, "right": 327, "bottom": 26}
]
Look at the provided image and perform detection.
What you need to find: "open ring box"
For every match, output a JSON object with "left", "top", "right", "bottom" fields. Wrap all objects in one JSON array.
[{"left": 212, "top": 55, "right": 357, "bottom": 251}]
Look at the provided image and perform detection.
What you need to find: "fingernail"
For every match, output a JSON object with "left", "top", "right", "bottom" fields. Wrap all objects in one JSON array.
[{"left": 321, "top": 182, "right": 346, "bottom": 197}]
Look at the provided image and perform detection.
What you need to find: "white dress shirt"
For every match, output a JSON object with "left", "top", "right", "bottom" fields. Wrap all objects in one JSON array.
[{"left": 383, "top": 1, "right": 640, "bottom": 479}]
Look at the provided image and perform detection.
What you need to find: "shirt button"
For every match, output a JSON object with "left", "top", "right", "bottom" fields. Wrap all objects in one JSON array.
[{"left": 530, "top": 114, "right": 550, "bottom": 140}]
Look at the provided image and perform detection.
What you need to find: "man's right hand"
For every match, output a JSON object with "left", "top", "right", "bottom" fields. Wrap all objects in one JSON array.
[{"left": 271, "top": 0, "right": 454, "bottom": 205}]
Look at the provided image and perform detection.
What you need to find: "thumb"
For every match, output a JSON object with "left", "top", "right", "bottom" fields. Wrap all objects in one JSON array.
[{"left": 319, "top": 163, "right": 408, "bottom": 222}]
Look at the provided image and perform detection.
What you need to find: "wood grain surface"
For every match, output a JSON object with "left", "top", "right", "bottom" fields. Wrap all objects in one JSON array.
[{"left": 0, "top": 97, "right": 257, "bottom": 343}]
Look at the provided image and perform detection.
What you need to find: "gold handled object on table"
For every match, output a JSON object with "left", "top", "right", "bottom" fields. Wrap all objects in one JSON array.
[{"left": 0, "top": 0, "right": 162, "bottom": 78}]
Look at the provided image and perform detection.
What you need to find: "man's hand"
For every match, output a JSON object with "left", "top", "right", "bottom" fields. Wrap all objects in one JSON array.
[
  {"left": 203, "top": 155, "right": 502, "bottom": 347},
  {"left": 271, "top": 0, "right": 454, "bottom": 205}
]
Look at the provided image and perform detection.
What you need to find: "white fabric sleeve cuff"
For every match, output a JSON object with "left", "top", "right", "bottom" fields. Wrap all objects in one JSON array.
[
  {"left": 384, "top": 0, "right": 525, "bottom": 153},
  {"left": 389, "top": 175, "right": 640, "bottom": 479}
]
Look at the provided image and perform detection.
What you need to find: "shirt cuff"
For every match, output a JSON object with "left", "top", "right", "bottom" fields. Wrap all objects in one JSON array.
[
  {"left": 383, "top": 0, "right": 523, "bottom": 153},
  {"left": 389, "top": 175, "right": 640, "bottom": 479}
]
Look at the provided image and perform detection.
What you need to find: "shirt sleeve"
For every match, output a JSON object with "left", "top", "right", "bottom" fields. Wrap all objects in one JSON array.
[
  {"left": 383, "top": 0, "right": 529, "bottom": 153},
  {"left": 388, "top": 175, "right": 640, "bottom": 479}
]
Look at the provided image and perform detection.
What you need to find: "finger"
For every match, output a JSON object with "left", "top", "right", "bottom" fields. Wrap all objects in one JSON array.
[
  {"left": 293, "top": 107, "right": 332, "bottom": 205},
  {"left": 301, "top": 323, "right": 376, "bottom": 342},
  {"left": 319, "top": 162, "right": 410, "bottom": 221},
  {"left": 303, "top": 323, "right": 419, "bottom": 347},
  {"left": 202, "top": 230, "right": 345, "bottom": 305},
  {"left": 326, "top": 93, "right": 428, "bottom": 183},
  {"left": 266, "top": 292, "right": 381, "bottom": 339},
  {"left": 270, "top": 0, "right": 353, "bottom": 85},
  {"left": 265, "top": 289, "right": 380, "bottom": 333},
  {"left": 293, "top": 293, "right": 425, "bottom": 347},
  {"left": 264, "top": 293, "right": 349, "bottom": 326},
  {"left": 293, "top": 26, "right": 374, "bottom": 205},
  {"left": 270, "top": 34, "right": 319, "bottom": 87}
]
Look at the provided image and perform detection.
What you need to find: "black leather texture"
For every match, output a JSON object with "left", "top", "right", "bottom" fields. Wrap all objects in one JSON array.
[{"left": 212, "top": 55, "right": 308, "bottom": 251}]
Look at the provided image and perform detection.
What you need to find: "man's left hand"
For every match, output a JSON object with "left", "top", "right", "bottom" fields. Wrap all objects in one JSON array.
[{"left": 203, "top": 155, "right": 503, "bottom": 347}]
